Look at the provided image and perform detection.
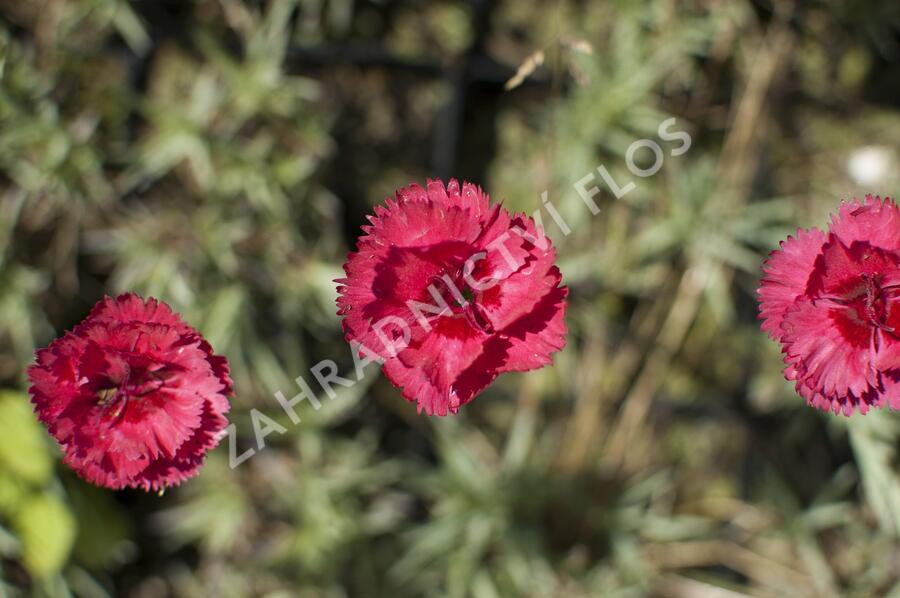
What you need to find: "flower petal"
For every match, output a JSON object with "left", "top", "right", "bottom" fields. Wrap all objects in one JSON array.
[
  {"left": 829, "top": 195, "right": 900, "bottom": 252},
  {"left": 758, "top": 227, "right": 827, "bottom": 340},
  {"left": 781, "top": 300, "right": 876, "bottom": 400}
]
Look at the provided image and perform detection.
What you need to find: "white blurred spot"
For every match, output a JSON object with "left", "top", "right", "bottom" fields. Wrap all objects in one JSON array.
[{"left": 847, "top": 145, "right": 894, "bottom": 186}]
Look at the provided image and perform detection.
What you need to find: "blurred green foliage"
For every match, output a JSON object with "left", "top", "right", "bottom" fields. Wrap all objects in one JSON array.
[
  {"left": 0, "top": 391, "right": 74, "bottom": 585},
  {"left": 1, "top": 0, "right": 900, "bottom": 596}
]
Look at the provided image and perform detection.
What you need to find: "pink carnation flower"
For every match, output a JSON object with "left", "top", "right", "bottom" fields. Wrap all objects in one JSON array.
[
  {"left": 337, "top": 179, "right": 568, "bottom": 415},
  {"left": 27, "top": 294, "right": 232, "bottom": 490},
  {"left": 759, "top": 195, "right": 900, "bottom": 415}
]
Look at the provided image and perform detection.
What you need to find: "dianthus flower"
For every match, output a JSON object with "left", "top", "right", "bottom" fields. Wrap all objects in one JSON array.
[
  {"left": 27, "top": 294, "right": 232, "bottom": 490},
  {"left": 759, "top": 195, "right": 900, "bottom": 414},
  {"left": 337, "top": 179, "right": 568, "bottom": 415}
]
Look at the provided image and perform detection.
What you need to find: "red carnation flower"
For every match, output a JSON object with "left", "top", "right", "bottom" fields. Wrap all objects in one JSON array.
[
  {"left": 759, "top": 195, "right": 900, "bottom": 415},
  {"left": 336, "top": 179, "right": 568, "bottom": 415},
  {"left": 27, "top": 294, "right": 232, "bottom": 490}
]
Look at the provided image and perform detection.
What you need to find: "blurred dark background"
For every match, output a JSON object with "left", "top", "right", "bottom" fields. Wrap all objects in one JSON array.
[{"left": 1, "top": 0, "right": 899, "bottom": 596}]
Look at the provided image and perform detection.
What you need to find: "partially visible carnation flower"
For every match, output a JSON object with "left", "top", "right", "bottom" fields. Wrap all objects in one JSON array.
[
  {"left": 758, "top": 195, "right": 900, "bottom": 415},
  {"left": 336, "top": 179, "right": 568, "bottom": 415},
  {"left": 27, "top": 294, "right": 232, "bottom": 490}
]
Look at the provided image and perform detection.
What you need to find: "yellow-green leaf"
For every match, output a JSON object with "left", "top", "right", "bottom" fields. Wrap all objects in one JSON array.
[
  {"left": 13, "top": 493, "right": 76, "bottom": 579},
  {"left": 0, "top": 391, "right": 53, "bottom": 485}
]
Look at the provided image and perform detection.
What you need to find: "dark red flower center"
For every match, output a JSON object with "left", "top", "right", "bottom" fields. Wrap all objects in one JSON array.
[
  {"left": 428, "top": 271, "right": 495, "bottom": 335},
  {"left": 843, "top": 275, "right": 889, "bottom": 328},
  {"left": 828, "top": 274, "right": 900, "bottom": 348},
  {"left": 86, "top": 354, "right": 172, "bottom": 421}
]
